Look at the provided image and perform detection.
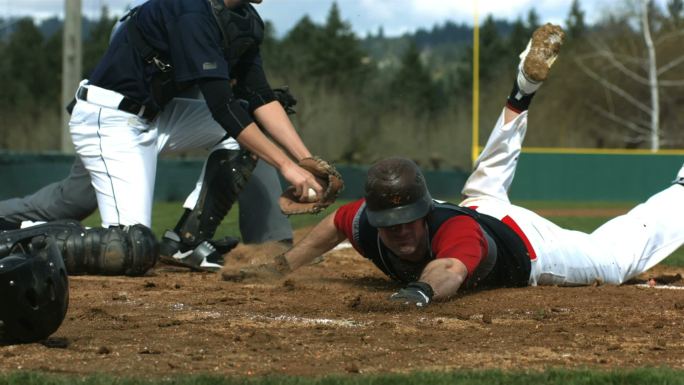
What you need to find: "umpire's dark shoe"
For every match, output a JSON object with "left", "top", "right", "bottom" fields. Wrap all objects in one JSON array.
[{"left": 159, "top": 230, "right": 239, "bottom": 272}]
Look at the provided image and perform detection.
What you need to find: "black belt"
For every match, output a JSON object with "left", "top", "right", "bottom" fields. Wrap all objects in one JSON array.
[{"left": 76, "top": 86, "right": 159, "bottom": 121}]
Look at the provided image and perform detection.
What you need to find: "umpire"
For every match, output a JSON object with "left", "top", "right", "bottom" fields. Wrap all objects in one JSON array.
[{"left": 13, "top": 0, "right": 327, "bottom": 276}]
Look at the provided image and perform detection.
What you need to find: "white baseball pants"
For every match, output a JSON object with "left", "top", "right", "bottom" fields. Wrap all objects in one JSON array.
[
  {"left": 69, "top": 81, "right": 239, "bottom": 228},
  {"left": 461, "top": 110, "right": 684, "bottom": 286}
]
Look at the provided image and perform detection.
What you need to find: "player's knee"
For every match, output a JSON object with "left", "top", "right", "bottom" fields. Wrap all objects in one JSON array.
[{"left": 65, "top": 200, "right": 98, "bottom": 221}]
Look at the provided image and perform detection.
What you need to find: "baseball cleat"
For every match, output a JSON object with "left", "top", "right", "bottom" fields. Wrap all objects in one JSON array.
[
  {"left": 674, "top": 164, "right": 684, "bottom": 185},
  {"left": 521, "top": 23, "right": 565, "bottom": 82},
  {"left": 517, "top": 23, "right": 565, "bottom": 94},
  {"left": 159, "top": 230, "right": 239, "bottom": 272}
]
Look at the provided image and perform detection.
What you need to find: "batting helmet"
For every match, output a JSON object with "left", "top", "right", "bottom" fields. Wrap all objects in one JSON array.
[
  {"left": 364, "top": 157, "right": 434, "bottom": 228},
  {"left": 0, "top": 235, "right": 69, "bottom": 344}
]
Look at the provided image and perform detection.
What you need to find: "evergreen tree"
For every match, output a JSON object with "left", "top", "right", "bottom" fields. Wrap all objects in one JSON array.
[
  {"left": 566, "top": 0, "right": 587, "bottom": 40},
  {"left": 4, "top": 18, "right": 50, "bottom": 107},
  {"left": 526, "top": 8, "right": 540, "bottom": 33},
  {"left": 0, "top": 38, "right": 10, "bottom": 107},
  {"left": 311, "top": 2, "right": 367, "bottom": 88},
  {"left": 83, "top": 6, "right": 117, "bottom": 78},
  {"left": 478, "top": 15, "right": 505, "bottom": 81},
  {"left": 508, "top": 17, "right": 529, "bottom": 58},
  {"left": 668, "top": 0, "right": 683, "bottom": 23},
  {"left": 280, "top": 2, "right": 367, "bottom": 88},
  {"left": 390, "top": 41, "right": 441, "bottom": 114},
  {"left": 260, "top": 20, "right": 283, "bottom": 75},
  {"left": 280, "top": 15, "right": 322, "bottom": 81},
  {"left": 43, "top": 26, "right": 63, "bottom": 106}
]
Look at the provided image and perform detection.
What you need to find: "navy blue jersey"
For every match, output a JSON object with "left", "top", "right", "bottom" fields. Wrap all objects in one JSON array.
[{"left": 88, "top": 0, "right": 263, "bottom": 109}]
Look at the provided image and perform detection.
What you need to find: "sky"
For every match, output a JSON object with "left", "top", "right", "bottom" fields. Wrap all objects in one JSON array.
[{"left": 0, "top": 0, "right": 666, "bottom": 37}]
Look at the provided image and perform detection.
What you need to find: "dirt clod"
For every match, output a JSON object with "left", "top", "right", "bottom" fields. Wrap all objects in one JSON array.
[{"left": 97, "top": 346, "right": 111, "bottom": 355}]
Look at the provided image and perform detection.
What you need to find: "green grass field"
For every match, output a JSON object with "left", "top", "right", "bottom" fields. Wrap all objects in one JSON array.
[
  {"left": 50, "top": 200, "right": 684, "bottom": 384},
  {"left": 5, "top": 368, "right": 684, "bottom": 385}
]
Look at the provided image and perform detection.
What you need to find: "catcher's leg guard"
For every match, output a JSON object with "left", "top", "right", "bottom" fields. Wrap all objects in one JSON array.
[
  {"left": 0, "top": 221, "right": 158, "bottom": 276},
  {"left": 60, "top": 224, "right": 158, "bottom": 276},
  {"left": 160, "top": 149, "right": 256, "bottom": 271}
]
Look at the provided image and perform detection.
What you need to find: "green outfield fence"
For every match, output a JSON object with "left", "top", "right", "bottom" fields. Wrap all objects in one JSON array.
[{"left": 0, "top": 151, "right": 682, "bottom": 202}]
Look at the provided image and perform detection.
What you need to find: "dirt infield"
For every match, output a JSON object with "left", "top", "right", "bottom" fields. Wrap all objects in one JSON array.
[{"left": 3, "top": 234, "right": 684, "bottom": 378}]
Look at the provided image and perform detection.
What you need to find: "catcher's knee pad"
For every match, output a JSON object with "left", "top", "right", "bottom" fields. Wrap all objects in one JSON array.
[
  {"left": 178, "top": 148, "right": 257, "bottom": 245},
  {"left": 62, "top": 225, "right": 158, "bottom": 276}
]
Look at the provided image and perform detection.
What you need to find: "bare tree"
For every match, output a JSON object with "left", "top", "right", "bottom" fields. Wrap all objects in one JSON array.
[
  {"left": 575, "top": 0, "right": 684, "bottom": 151},
  {"left": 642, "top": 0, "right": 660, "bottom": 150}
]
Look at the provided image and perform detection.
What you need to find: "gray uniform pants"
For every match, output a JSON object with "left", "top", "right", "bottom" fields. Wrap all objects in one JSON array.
[{"left": 0, "top": 156, "right": 292, "bottom": 244}]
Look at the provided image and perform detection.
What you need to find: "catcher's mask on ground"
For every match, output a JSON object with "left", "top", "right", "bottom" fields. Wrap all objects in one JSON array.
[
  {"left": 365, "top": 157, "right": 434, "bottom": 228},
  {"left": 0, "top": 235, "right": 69, "bottom": 344}
]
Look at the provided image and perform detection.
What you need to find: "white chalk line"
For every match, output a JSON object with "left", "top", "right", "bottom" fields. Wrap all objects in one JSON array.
[
  {"left": 169, "top": 304, "right": 365, "bottom": 327},
  {"left": 635, "top": 284, "right": 684, "bottom": 290},
  {"left": 247, "top": 313, "right": 368, "bottom": 328}
]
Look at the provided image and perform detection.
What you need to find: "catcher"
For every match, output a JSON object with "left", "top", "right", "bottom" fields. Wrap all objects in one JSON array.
[
  {"left": 231, "top": 24, "right": 684, "bottom": 306},
  {"left": 0, "top": 0, "right": 343, "bottom": 277}
]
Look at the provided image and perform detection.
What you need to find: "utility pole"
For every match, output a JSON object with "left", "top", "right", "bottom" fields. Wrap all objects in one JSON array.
[{"left": 61, "top": 0, "right": 82, "bottom": 153}]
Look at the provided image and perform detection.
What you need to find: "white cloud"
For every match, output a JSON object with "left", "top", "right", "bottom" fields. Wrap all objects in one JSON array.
[
  {"left": 359, "top": 0, "right": 398, "bottom": 20},
  {"left": 409, "top": 0, "right": 480, "bottom": 18}
]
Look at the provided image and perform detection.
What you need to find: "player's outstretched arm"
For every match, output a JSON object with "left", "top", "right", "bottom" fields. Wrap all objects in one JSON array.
[
  {"left": 282, "top": 212, "right": 346, "bottom": 270},
  {"left": 389, "top": 258, "right": 468, "bottom": 307},
  {"left": 419, "top": 258, "right": 468, "bottom": 300},
  {"left": 234, "top": 211, "right": 346, "bottom": 281}
]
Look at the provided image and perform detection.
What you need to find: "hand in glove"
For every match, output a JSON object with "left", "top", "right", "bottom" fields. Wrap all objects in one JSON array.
[{"left": 389, "top": 281, "right": 434, "bottom": 308}]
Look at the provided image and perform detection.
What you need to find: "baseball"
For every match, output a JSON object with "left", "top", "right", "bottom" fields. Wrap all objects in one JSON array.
[{"left": 305, "top": 187, "right": 318, "bottom": 202}]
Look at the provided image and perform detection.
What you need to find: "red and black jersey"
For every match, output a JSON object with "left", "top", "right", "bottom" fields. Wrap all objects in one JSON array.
[{"left": 334, "top": 199, "right": 532, "bottom": 288}]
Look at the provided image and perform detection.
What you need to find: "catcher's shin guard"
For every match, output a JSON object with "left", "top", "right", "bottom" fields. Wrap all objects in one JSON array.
[
  {"left": 160, "top": 149, "right": 256, "bottom": 271},
  {"left": 0, "top": 221, "right": 158, "bottom": 276}
]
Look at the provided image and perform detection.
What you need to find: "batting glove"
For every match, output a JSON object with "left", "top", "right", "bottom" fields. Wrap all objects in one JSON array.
[{"left": 389, "top": 281, "right": 434, "bottom": 308}]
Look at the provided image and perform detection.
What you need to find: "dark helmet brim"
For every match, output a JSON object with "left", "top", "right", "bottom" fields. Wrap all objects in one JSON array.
[{"left": 366, "top": 195, "right": 433, "bottom": 228}]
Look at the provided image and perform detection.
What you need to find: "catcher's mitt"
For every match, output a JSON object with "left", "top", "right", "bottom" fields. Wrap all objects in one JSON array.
[{"left": 279, "top": 156, "right": 344, "bottom": 215}]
